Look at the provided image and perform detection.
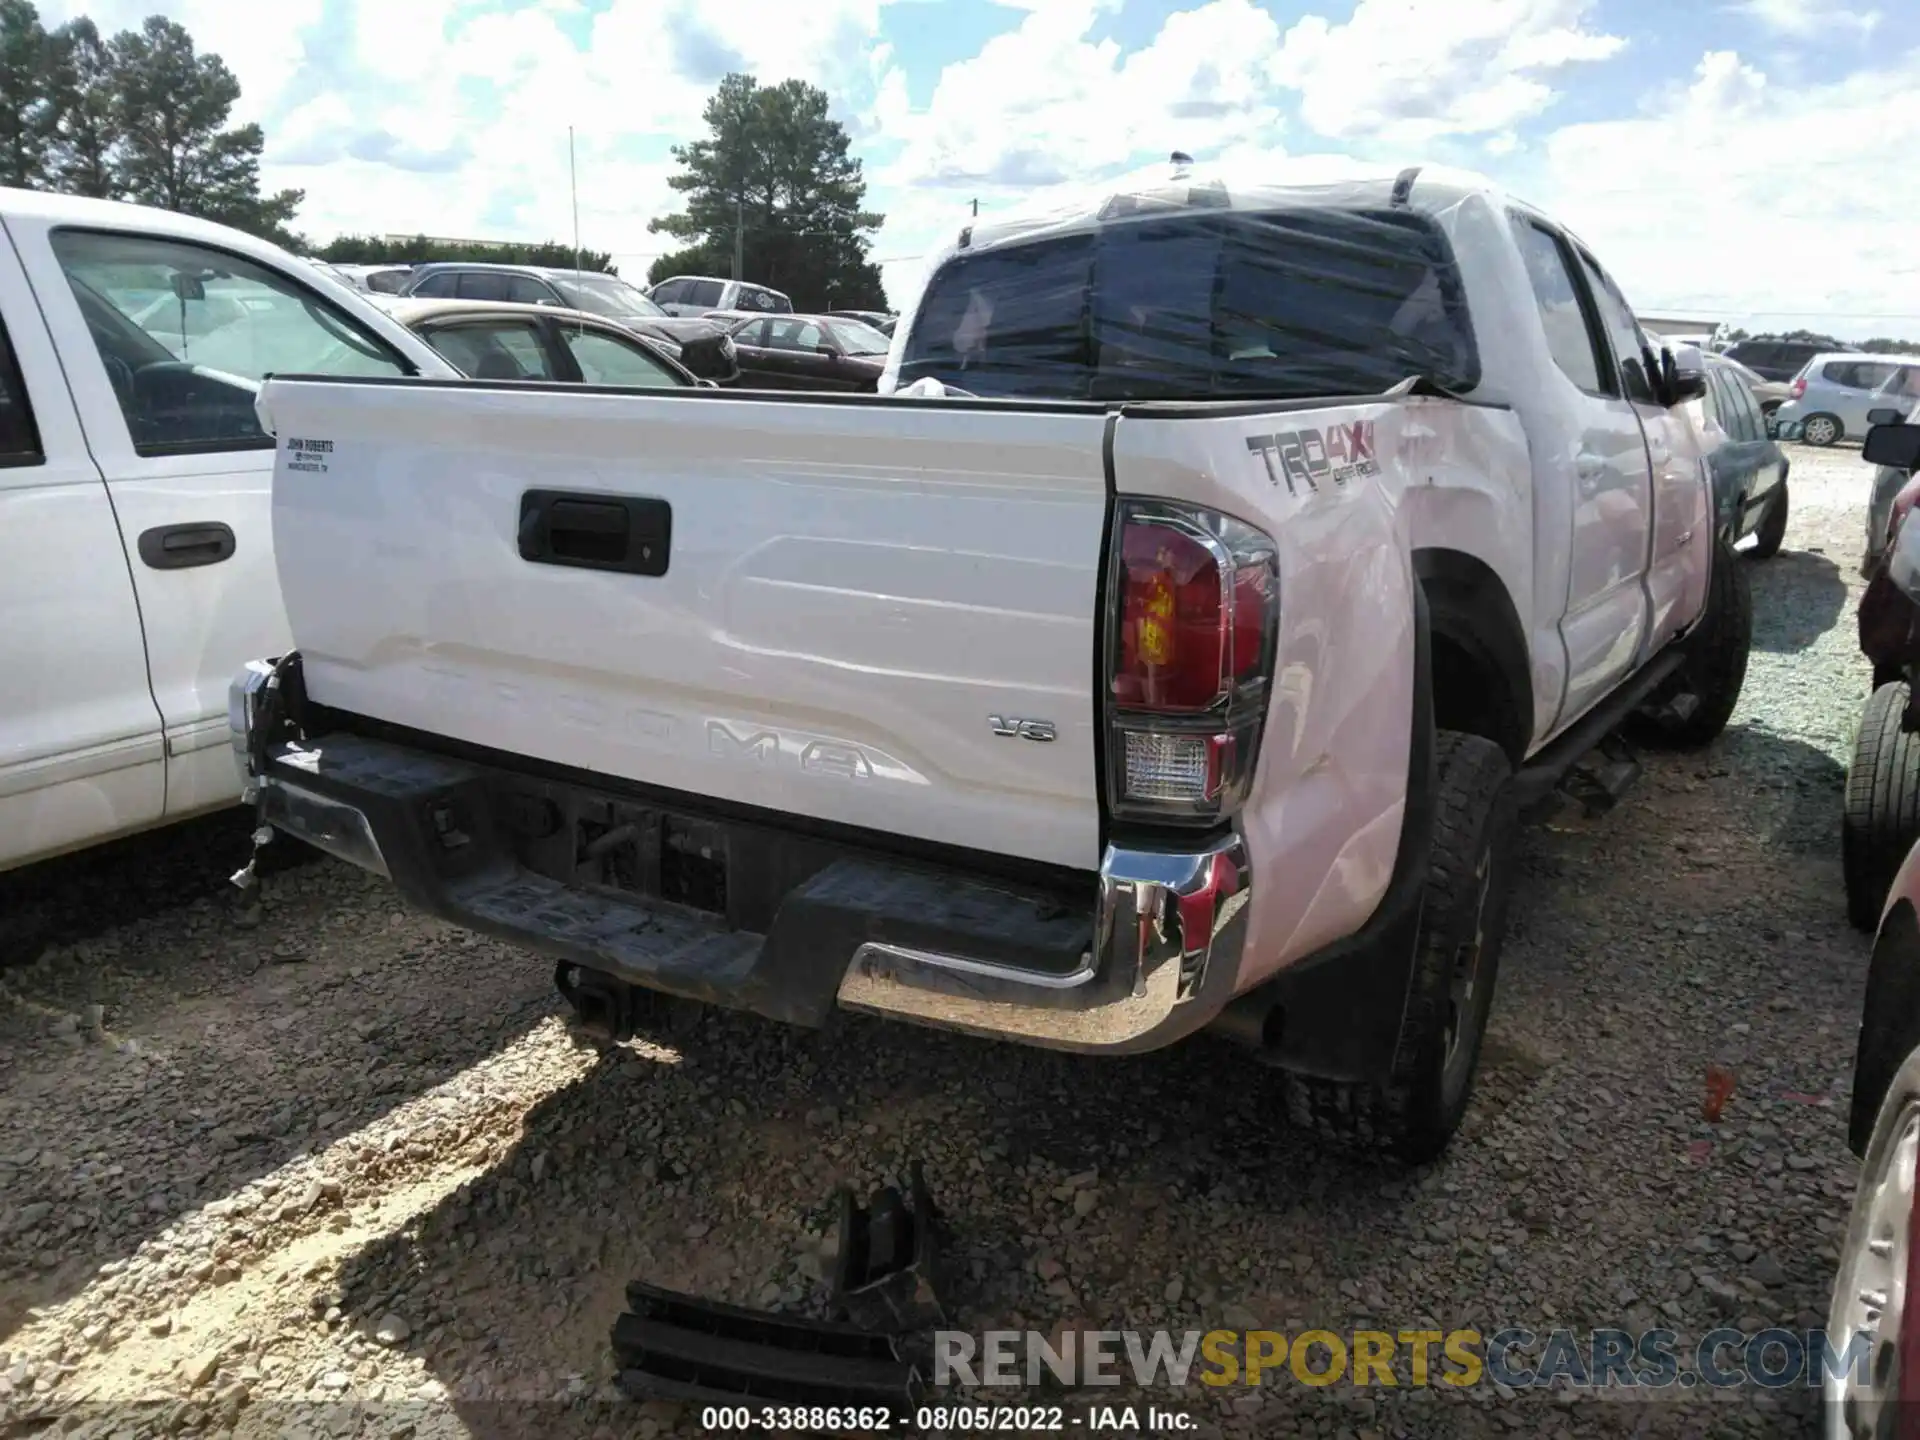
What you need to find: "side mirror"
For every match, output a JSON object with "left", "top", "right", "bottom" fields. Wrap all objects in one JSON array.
[
  {"left": 1665, "top": 344, "right": 1708, "bottom": 405},
  {"left": 815, "top": 344, "right": 838, "bottom": 357},
  {"left": 170, "top": 272, "right": 206, "bottom": 302},
  {"left": 1865, "top": 421, "right": 1920, "bottom": 472},
  {"left": 1869, "top": 407, "right": 1905, "bottom": 427}
]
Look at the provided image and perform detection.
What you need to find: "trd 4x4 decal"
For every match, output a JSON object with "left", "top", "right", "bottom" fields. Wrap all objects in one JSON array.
[{"left": 1246, "top": 421, "right": 1380, "bottom": 496}]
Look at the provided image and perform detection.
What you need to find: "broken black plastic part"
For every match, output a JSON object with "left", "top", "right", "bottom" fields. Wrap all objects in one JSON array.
[
  {"left": 832, "top": 1161, "right": 944, "bottom": 1331},
  {"left": 612, "top": 1282, "right": 921, "bottom": 1412}
]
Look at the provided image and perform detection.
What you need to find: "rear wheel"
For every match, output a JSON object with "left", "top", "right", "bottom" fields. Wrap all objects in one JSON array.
[
  {"left": 1635, "top": 535, "right": 1752, "bottom": 748},
  {"left": 1750, "top": 480, "right": 1789, "bottom": 560},
  {"left": 1803, "top": 413, "right": 1843, "bottom": 447},
  {"left": 1846, "top": 682, "right": 1920, "bottom": 931},
  {"left": 1826, "top": 1042, "right": 1920, "bottom": 1436},
  {"left": 1285, "top": 731, "right": 1517, "bottom": 1162}
]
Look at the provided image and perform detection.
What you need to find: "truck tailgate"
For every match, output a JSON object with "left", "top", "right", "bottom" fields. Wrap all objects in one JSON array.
[{"left": 258, "top": 380, "right": 1109, "bottom": 871}]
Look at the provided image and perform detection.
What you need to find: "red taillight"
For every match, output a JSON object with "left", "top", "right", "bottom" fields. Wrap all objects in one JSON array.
[
  {"left": 1105, "top": 501, "right": 1278, "bottom": 824},
  {"left": 1790, "top": 377, "right": 1806, "bottom": 399}
]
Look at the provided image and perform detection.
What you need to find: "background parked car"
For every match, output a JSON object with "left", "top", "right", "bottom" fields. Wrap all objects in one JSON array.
[
  {"left": 1775, "top": 352, "right": 1920, "bottom": 447},
  {"left": 1700, "top": 353, "right": 1790, "bottom": 557},
  {"left": 647, "top": 274, "right": 792, "bottom": 317},
  {"left": 724, "top": 312, "right": 891, "bottom": 390},
  {"left": 400, "top": 262, "right": 738, "bottom": 382},
  {"left": 328, "top": 262, "right": 414, "bottom": 295},
  {"left": 383, "top": 298, "right": 703, "bottom": 387},
  {"left": 827, "top": 308, "right": 896, "bottom": 336},
  {"left": 1717, "top": 353, "right": 1791, "bottom": 420},
  {"left": 1722, "top": 337, "right": 1825, "bottom": 383}
]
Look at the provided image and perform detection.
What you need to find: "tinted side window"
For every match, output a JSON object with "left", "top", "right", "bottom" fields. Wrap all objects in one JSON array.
[
  {"left": 1508, "top": 216, "right": 1603, "bottom": 393},
  {"left": 409, "top": 271, "right": 457, "bottom": 298},
  {"left": 1701, "top": 368, "right": 1727, "bottom": 431},
  {"left": 1730, "top": 373, "right": 1763, "bottom": 440},
  {"left": 683, "top": 280, "right": 726, "bottom": 308},
  {"left": 366, "top": 269, "right": 410, "bottom": 295},
  {"left": 0, "top": 315, "right": 43, "bottom": 464},
  {"left": 456, "top": 272, "right": 511, "bottom": 302},
  {"left": 650, "top": 280, "right": 685, "bottom": 304},
  {"left": 1574, "top": 252, "right": 1654, "bottom": 404},
  {"left": 52, "top": 229, "right": 410, "bottom": 455},
  {"left": 506, "top": 276, "right": 555, "bottom": 305},
  {"left": 766, "top": 319, "right": 825, "bottom": 351},
  {"left": 422, "top": 321, "right": 556, "bottom": 380},
  {"left": 562, "top": 329, "right": 682, "bottom": 387}
]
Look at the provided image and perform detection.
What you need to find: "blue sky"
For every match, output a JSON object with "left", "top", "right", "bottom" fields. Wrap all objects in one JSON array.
[{"left": 37, "top": 0, "right": 1920, "bottom": 336}]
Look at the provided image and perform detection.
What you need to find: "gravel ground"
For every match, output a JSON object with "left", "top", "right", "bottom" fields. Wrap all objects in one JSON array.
[{"left": 0, "top": 444, "right": 1882, "bottom": 1439}]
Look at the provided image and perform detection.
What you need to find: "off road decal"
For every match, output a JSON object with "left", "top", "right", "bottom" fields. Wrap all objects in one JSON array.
[
  {"left": 284, "top": 436, "right": 333, "bottom": 475},
  {"left": 1246, "top": 421, "right": 1379, "bottom": 496}
]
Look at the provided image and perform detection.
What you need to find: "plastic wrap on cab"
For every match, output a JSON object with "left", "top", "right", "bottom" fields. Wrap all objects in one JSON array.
[{"left": 881, "top": 158, "right": 1484, "bottom": 404}]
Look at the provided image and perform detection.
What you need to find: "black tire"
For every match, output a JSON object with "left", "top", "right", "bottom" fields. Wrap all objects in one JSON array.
[
  {"left": 1749, "top": 480, "right": 1788, "bottom": 560},
  {"left": 1285, "top": 731, "right": 1517, "bottom": 1162},
  {"left": 1801, "top": 412, "right": 1842, "bottom": 447},
  {"left": 1844, "top": 682, "right": 1920, "bottom": 931},
  {"left": 1635, "top": 535, "right": 1752, "bottom": 747}
]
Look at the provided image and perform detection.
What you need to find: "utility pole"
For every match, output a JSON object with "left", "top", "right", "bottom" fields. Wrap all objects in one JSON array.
[
  {"left": 733, "top": 194, "right": 744, "bottom": 281},
  {"left": 971, "top": 197, "right": 978, "bottom": 217},
  {"left": 568, "top": 127, "right": 581, "bottom": 277}
]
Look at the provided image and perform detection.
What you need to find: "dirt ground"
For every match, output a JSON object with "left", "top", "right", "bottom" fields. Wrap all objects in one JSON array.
[{"left": 0, "top": 442, "right": 1887, "bottom": 1438}]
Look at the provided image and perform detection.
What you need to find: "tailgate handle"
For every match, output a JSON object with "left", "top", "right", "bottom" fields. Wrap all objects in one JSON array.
[
  {"left": 137, "top": 522, "right": 236, "bottom": 570},
  {"left": 518, "top": 490, "right": 671, "bottom": 576}
]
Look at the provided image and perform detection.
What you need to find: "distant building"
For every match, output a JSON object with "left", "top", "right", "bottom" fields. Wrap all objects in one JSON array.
[{"left": 379, "top": 233, "right": 517, "bottom": 251}]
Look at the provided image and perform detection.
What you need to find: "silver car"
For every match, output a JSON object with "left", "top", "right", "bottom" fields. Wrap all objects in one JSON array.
[{"left": 1775, "top": 351, "right": 1920, "bottom": 447}]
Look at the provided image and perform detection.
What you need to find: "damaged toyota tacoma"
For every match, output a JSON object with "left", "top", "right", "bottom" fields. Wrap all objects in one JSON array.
[{"left": 229, "top": 161, "right": 1749, "bottom": 1159}]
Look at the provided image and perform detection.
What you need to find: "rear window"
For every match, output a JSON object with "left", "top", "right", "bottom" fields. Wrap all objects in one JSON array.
[
  {"left": 1824, "top": 360, "right": 1897, "bottom": 391},
  {"left": 897, "top": 208, "right": 1477, "bottom": 401}
]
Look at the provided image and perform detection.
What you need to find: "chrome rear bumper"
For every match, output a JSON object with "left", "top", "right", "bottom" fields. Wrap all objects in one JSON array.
[{"left": 229, "top": 660, "right": 1249, "bottom": 1053}]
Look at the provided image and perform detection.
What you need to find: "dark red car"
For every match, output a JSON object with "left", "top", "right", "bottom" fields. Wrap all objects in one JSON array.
[{"left": 724, "top": 314, "right": 892, "bottom": 392}]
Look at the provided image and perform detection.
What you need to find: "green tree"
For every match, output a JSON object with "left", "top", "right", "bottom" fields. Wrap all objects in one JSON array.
[
  {"left": 108, "top": 16, "right": 303, "bottom": 242},
  {"left": 0, "top": 0, "right": 58, "bottom": 189},
  {"left": 649, "top": 73, "right": 885, "bottom": 311},
  {"left": 47, "top": 17, "right": 117, "bottom": 198},
  {"left": 316, "top": 233, "right": 617, "bottom": 272}
]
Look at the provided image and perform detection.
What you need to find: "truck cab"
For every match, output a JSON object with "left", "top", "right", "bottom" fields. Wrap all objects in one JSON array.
[{"left": 0, "top": 187, "right": 456, "bottom": 872}]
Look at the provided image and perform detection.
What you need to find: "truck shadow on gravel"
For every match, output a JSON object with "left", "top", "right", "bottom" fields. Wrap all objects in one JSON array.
[
  {"left": 0, "top": 860, "right": 554, "bottom": 1344},
  {"left": 1747, "top": 547, "right": 1849, "bottom": 655},
  {"left": 0, "top": 811, "right": 321, "bottom": 971},
  {"left": 325, "top": 1014, "right": 1497, "bottom": 1437}
]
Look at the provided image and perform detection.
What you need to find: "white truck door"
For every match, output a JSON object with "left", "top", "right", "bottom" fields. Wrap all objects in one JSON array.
[
  {"left": 0, "top": 228, "right": 163, "bottom": 869},
  {"left": 12, "top": 219, "right": 417, "bottom": 820},
  {"left": 1513, "top": 223, "right": 1654, "bottom": 730}
]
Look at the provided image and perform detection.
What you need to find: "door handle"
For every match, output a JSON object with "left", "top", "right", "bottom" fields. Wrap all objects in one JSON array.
[
  {"left": 517, "top": 489, "right": 671, "bottom": 576},
  {"left": 137, "top": 522, "right": 236, "bottom": 570}
]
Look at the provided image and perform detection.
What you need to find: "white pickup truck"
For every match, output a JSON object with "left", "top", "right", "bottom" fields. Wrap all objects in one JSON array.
[
  {"left": 230, "top": 162, "right": 1750, "bottom": 1158},
  {"left": 0, "top": 188, "right": 455, "bottom": 874}
]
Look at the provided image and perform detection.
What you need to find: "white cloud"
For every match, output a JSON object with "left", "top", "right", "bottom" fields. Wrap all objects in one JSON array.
[
  {"left": 1269, "top": 0, "right": 1626, "bottom": 144},
  {"left": 1729, "top": 0, "right": 1881, "bottom": 38},
  {"left": 1532, "top": 46, "right": 1920, "bottom": 337}
]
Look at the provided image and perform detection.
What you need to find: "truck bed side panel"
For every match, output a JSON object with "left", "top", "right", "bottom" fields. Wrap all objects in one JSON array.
[
  {"left": 262, "top": 382, "right": 1111, "bottom": 871},
  {"left": 1111, "top": 397, "right": 1534, "bottom": 990}
]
